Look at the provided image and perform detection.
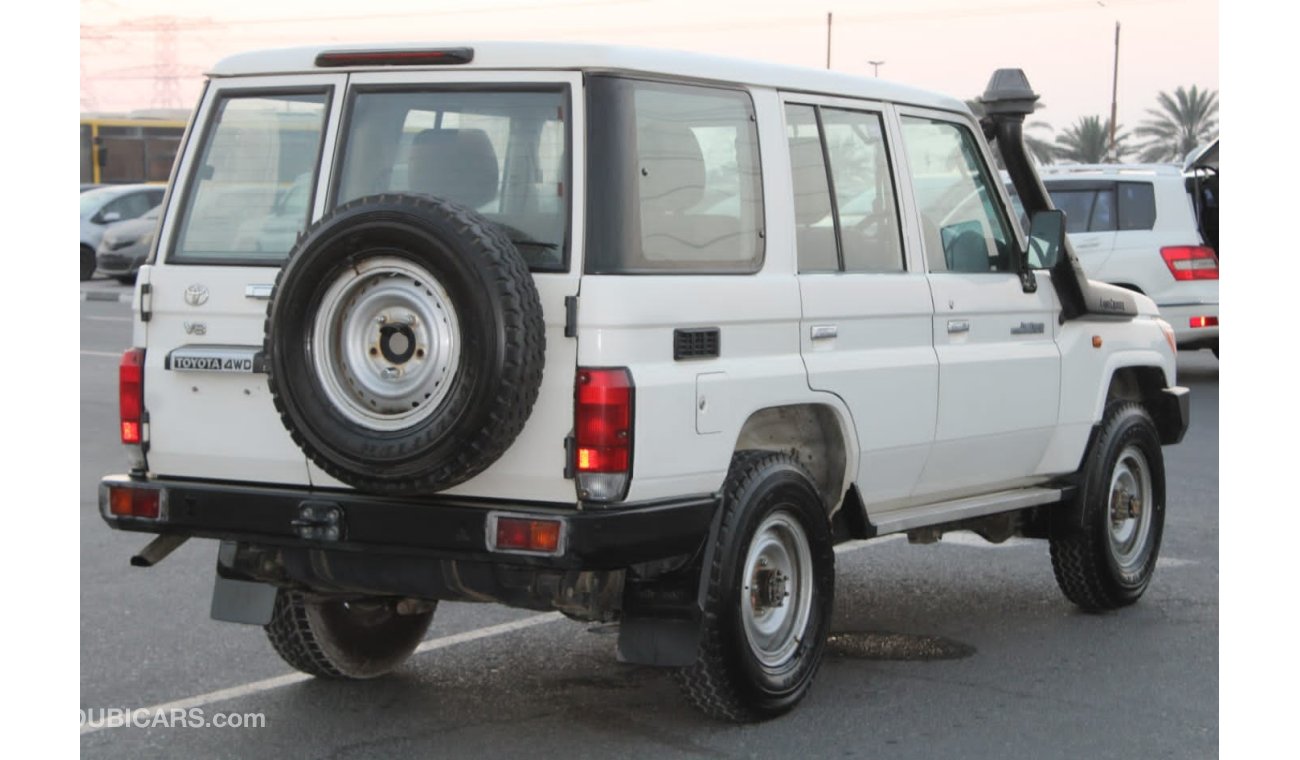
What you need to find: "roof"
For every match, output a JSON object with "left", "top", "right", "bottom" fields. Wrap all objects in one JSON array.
[
  {"left": 210, "top": 41, "right": 968, "bottom": 115},
  {"left": 1038, "top": 163, "right": 1185, "bottom": 178}
]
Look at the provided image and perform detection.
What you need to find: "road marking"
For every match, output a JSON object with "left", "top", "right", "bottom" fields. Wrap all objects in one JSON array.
[
  {"left": 80, "top": 611, "right": 563, "bottom": 736},
  {"left": 1157, "top": 556, "right": 1197, "bottom": 569},
  {"left": 834, "top": 535, "right": 904, "bottom": 554},
  {"left": 82, "top": 291, "right": 132, "bottom": 303},
  {"left": 84, "top": 316, "right": 133, "bottom": 323},
  {"left": 80, "top": 350, "right": 122, "bottom": 359}
]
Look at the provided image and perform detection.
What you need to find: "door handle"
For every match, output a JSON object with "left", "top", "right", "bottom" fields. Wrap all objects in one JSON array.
[
  {"left": 810, "top": 325, "right": 838, "bottom": 341},
  {"left": 947, "top": 319, "right": 970, "bottom": 334}
]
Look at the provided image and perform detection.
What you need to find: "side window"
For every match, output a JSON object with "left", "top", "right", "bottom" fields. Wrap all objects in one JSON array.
[
  {"left": 1090, "top": 188, "right": 1117, "bottom": 231},
  {"left": 785, "top": 103, "right": 903, "bottom": 273},
  {"left": 901, "top": 117, "right": 1015, "bottom": 274},
  {"left": 632, "top": 83, "right": 764, "bottom": 271},
  {"left": 784, "top": 104, "right": 837, "bottom": 272},
  {"left": 821, "top": 108, "right": 903, "bottom": 272},
  {"left": 1047, "top": 190, "right": 1095, "bottom": 234},
  {"left": 1117, "top": 181, "right": 1157, "bottom": 230}
]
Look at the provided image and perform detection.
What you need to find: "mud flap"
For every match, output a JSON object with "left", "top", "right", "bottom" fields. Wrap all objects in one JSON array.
[
  {"left": 210, "top": 541, "right": 276, "bottom": 625},
  {"left": 616, "top": 618, "right": 700, "bottom": 667}
]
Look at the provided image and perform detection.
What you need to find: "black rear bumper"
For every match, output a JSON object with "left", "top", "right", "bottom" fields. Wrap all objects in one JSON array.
[{"left": 99, "top": 476, "right": 717, "bottom": 571}]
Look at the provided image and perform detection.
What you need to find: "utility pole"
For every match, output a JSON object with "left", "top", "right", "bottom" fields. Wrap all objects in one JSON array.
[
  {"left": 826, "top": 12, "right": 832, "bottom": 69},
  {"left": 868, "top": 60, "right": 885, "bottom": 77},
  {"left": 1108, "top": 21, "right": 1120, "bottom": 162}
]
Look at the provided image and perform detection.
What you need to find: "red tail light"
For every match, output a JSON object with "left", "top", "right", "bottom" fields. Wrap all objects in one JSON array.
[
  {"left": 106, "top": 484, "right": 162, "bottom": 520},
  {"left": 1189, "top": 316, "right": 1219, "bottom": 329},
  {"left": 1161, "top": 246, "right": 1218, "bottom": 281},
  {"left": 491, "top": 516, "right": 564, "bottom": 555},
  {"left": 119, "top": 348, "right": 145, "bottom": 444},
  {"left": 575, "top": 368, "right": 633, "bottom": 502}
]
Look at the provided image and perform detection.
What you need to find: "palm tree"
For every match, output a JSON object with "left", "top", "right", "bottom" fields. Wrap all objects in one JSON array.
[
  {"left": 1055, "top": 115, "right": 1130, "bottom": 164},
  {"left": 965, "top": 98, "right": 1057, "bottom": 166},
  {"left": 1135, "top": 85, "right": 1218, "bottom": 163}
]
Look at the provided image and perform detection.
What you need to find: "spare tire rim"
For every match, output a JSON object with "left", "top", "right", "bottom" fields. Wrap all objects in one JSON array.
[
  {"left": 1107, "top": 444, "right": 1154, "bottom": 571},
  {"left": 311, "top": 255, "right": 461, "bottom": 431},
  {"left": 741, "top": 509, "right": 814, "bottom": 669}
]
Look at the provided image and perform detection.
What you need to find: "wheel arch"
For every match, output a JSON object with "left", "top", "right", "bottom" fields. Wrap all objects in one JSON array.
[
  {"left": 731, "top": 401, "right": 857, "bottom": 519},
  {"left": 1101, "top": 360, "right": 1185, "bottom": 446}
]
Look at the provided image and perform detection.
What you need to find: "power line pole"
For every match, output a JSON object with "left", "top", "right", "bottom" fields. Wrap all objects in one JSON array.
[
  {"left": 868, "top": 60, "right": 885, "bottom": 77},
  {"left": 826, "top": 12, "right": 832, "bottom": 69},
  {"left": 1109, "top": 21, "right": 1120, "bottom": 162}
]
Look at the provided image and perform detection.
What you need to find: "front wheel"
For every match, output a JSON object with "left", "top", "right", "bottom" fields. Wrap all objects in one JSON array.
[
  {"left": 677, "top": 451, "right": 834, "bottom": 722},
  {"left": 1049, "top": 403, "right": 1166, "bottom": 611},
  {"left": 264, "top": 591, "right": 434, "bottom": 679}
]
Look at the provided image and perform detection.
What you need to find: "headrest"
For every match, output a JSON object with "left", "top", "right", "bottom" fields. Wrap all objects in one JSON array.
[
  {"left": 637, "top": 122, "right": 705, "bottom": 213},
  {"left": 408, "top": 128, "right": 499, "bottom": 208},
  {"left": 789, "top": 137, "right": 832, "bottom": 225}
]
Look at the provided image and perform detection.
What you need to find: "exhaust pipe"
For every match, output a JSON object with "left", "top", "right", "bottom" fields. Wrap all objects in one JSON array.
[{"left": 130, "top": 534, "right": 189, "bottom": 568}]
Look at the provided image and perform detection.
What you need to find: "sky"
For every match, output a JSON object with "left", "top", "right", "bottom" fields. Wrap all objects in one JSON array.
[{"left": 79, "top": 0, "right": 1218, "bottom": 141}]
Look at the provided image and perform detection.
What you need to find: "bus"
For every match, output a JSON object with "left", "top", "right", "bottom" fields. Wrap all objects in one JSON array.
[{"left": 80, "top": 116, "right": 188, "bottom": 185}]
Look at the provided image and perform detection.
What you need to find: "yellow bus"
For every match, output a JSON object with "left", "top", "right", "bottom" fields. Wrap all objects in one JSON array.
[{"left": 80, "top": 116, "right": 187, "bottom": 185}]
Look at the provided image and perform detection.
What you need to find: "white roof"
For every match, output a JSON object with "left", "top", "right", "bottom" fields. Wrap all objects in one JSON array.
[{"left": 210, "top": 41, "right": 968, "bottom": 114}]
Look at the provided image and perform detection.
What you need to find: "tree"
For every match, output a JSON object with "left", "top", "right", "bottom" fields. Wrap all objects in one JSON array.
[
  {"left": 965, "top": 98, "right": 1057, "bottom": 166},
  {"left": 1054, "top": 115, "right": 1130, "bottom": 164},
  {"left": 1134, "top": 85, "right": 1218, "bottom": 163}
]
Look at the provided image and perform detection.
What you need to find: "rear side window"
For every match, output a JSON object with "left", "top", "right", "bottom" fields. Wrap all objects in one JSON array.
[
  {"left": 334, "top": 87, "right": 570, "bottom": 271},
  {"left": 171, "top": 90, "right": 329, "bottom": 264},
  {"left": 1117, "top": 181, "right": 1157, "bottom": 230},
  {"left": 586, "top": 77, "right": 764, "bottom": 274},
  {"left": 1046, "top": 187, "right": 1118, "bottom": 233}
]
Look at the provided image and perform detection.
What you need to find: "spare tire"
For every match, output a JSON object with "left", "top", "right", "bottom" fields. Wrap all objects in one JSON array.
[{"left": 264, "top": 194, "right": 545, "bottom": 494}]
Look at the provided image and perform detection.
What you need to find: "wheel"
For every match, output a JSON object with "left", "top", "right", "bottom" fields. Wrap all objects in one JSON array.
[
  {"left": 115, "top": 274, "right": 137, "bottom": 285},
  {"left": 264, "top": 590, "right": 434, "bottom": 679},
  {"left": 1049, "top": 403, "right": 1166, "bottom": 611},
  {"left": 81, "top": 246, "right": 95, "bottom": 281},
  {"left": 263, "top": 193, "right": 545, "bottom": 494},
  {"left": 677, "top": 451, "right": 835, "bottom": 722}
]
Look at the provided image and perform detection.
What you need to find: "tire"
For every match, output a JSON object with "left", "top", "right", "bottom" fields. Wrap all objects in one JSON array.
[
  {"left": 1049, "top": 402, "right": 1166, "bottom": 611},
  {"left": 677, "top": 451, "right": 835, "bottom": 722},
  {"left": 115, "top": 274, "right": 137, "bottom": 285},
  {"left": 264, "top": 590, "right": 434, "bottom": 679},
  {"left": 81, "top": 246, "right": 95, "bottom": 281},
  {"left": 264, "top": 194, "right": 545, "bottom": 494}
]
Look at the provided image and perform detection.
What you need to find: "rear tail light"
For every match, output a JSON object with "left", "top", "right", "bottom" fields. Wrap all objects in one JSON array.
[
  {"left": 574, "top": 368, "right": 634, "bottom": 503},
  {"left": 119, "top": 348, "right": 145, "bottom": 444},
  {"left": 1189, "top": 315, "right": 1219, "bottom": 329},
  {"left": 489, "top": 514, "right": 565, "bottom": 555},
  {"left": 103, "top": 482, "right": 165, "bottom": 521},
  {"left": 1161, "top": 246, "right": 1218, "bottom": 281}
]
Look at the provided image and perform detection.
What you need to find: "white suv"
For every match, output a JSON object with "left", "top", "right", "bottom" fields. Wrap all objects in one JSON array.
[
  {"left": 1036, "top": 158, "right": 1219, "bottom": 356},
  {"left": 99, "top": 43, "right": 1188, "bottom": 722}
]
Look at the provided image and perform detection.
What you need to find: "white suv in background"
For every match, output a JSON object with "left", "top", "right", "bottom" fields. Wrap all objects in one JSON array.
[{"left": 1036, "top": 159, "right": 1219, "bottom": 356}]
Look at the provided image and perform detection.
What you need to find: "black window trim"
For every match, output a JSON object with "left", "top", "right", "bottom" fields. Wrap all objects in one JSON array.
[
  {"left": 328, "top": 82, "right": 575, "bottom": 274},
  {"left": 583, "top": 74, "right": 767, "bottom": 276},
  {"left": 166, "top": 85, "right": 336, "bottom": 267}
]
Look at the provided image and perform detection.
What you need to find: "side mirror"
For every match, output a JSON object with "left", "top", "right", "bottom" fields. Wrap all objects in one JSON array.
[{"left": 1026, "top": 209, "right": 1065, "bottom": 270}]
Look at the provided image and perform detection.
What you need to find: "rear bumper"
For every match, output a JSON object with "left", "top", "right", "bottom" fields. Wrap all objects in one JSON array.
[
  {"left": 99, "top": 476, "right": 717, "bottom": 571},
  {"left": 1158, "top": 302, "right": 1219, "bottom": 347}
]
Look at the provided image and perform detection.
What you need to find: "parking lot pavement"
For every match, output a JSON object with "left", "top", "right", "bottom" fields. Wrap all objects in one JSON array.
[
  {"left": 81, "top": 276, "right": 135, "bottom": 303},
  {"left": 79, "top": 305, "right": 1218, "bottom": 758}
]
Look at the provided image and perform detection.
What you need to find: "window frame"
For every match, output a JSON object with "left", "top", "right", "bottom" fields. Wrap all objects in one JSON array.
[
  {"left": 327, "top": 81, "right": 574, "bottom": 273},
  {"left": 165, "top": 83, "right": 337, "bottom": 267},
  {"left": 893, "top": 106, "right": 1027, "bottom": 276},
  {"left": 783, "top": 99, "right": 908, "bottom": 275},
  {"left": 584, "top": 74, "right": 767, "bottom": 276}
]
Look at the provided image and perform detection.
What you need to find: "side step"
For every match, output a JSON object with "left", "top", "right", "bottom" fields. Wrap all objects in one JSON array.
[{"left": 870, "top": 486, "right": 1070, "bottom": 536}]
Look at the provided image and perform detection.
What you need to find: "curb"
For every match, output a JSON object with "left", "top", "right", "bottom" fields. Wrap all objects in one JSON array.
[{"left": 82, "top": 291, "right": 133, "bottom": 303}]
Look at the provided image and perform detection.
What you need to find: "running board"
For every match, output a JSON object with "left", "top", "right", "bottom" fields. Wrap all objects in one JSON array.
[{"left": 870, "top": 487, "right": 1069, "bottom": 536}]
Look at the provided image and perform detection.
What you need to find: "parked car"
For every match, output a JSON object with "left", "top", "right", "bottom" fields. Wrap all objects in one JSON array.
[
  {"left": 80, "top": 183, "right": 104, "bottom": 193},
  {"left": 80, "top": 184, "right": 165, "bottom": 281},
  {"left": 1031, "top": 162, "right": 1219, "bottom": 356},
  {"left": 96, "top": 204, "right": 162, "bottom": 283},
  {"left": 99, "top": 44, "right": 1187, "bottom": 722}
]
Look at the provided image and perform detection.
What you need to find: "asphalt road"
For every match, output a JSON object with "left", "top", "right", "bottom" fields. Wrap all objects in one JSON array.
[{"left": 80, "top": 277, "right": 1219, "bottom": 758}]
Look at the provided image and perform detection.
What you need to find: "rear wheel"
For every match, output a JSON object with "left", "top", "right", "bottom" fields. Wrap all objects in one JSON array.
[
  {"left": 264, "top": 590, "right": 434, "bottom": 679},
  {"left": 1049, "top": 403, "right": 1165, "bottom": 611},
  {"left": 81, "top": 246, "right": 95, "bottom": 281},
  {"left": 677, "top": 451, "right": 834, "bottom": 722}
]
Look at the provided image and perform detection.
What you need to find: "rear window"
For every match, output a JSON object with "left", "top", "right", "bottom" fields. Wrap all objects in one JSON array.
[
  {"left": 585, "top": 77, "right": 764, "bottom": 274},
  {"left": 334, "top": 87, "right": 570, "bottom": 272},
  {"left": 170, "top": 90, "right": 330, "bottom": 264},
  {"left": 1117, "top": 181, "right": 1156, "bottom": 230},
  {"left": 1045, "top": 187, "right": 1117, "bottom": 233}
]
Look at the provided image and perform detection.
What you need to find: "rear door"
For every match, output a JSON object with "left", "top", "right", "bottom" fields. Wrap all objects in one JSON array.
[
  {"left": 144, "top": 75, "right": 346, "bottom": 485},
  {"left": 783, "top": 96, "right": 938, "bottom": 509}
]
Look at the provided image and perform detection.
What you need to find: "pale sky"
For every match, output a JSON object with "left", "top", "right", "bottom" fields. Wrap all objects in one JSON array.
[{"left": 80, "top": 0, "right": 1217, "bottom": 140}]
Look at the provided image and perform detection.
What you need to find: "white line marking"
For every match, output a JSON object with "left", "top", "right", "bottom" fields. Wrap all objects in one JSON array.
[
  {"left": 834, "top": 534, "right": 904, "bottom": 554},
  {"left": 84, "top": 316, "right": 133, "bottom": 323},
  {"left": 1157, "top": 556, "right": 1197, "bottom": 569},
  {"left": 80, "top": 350, "right": 121, "bottom": 359},
  {"left": 80, "top": 611, "right": 563, "bottom": 736},
  {"left": 930, "top": 532, "right": 1036, "bottom": 549}
]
